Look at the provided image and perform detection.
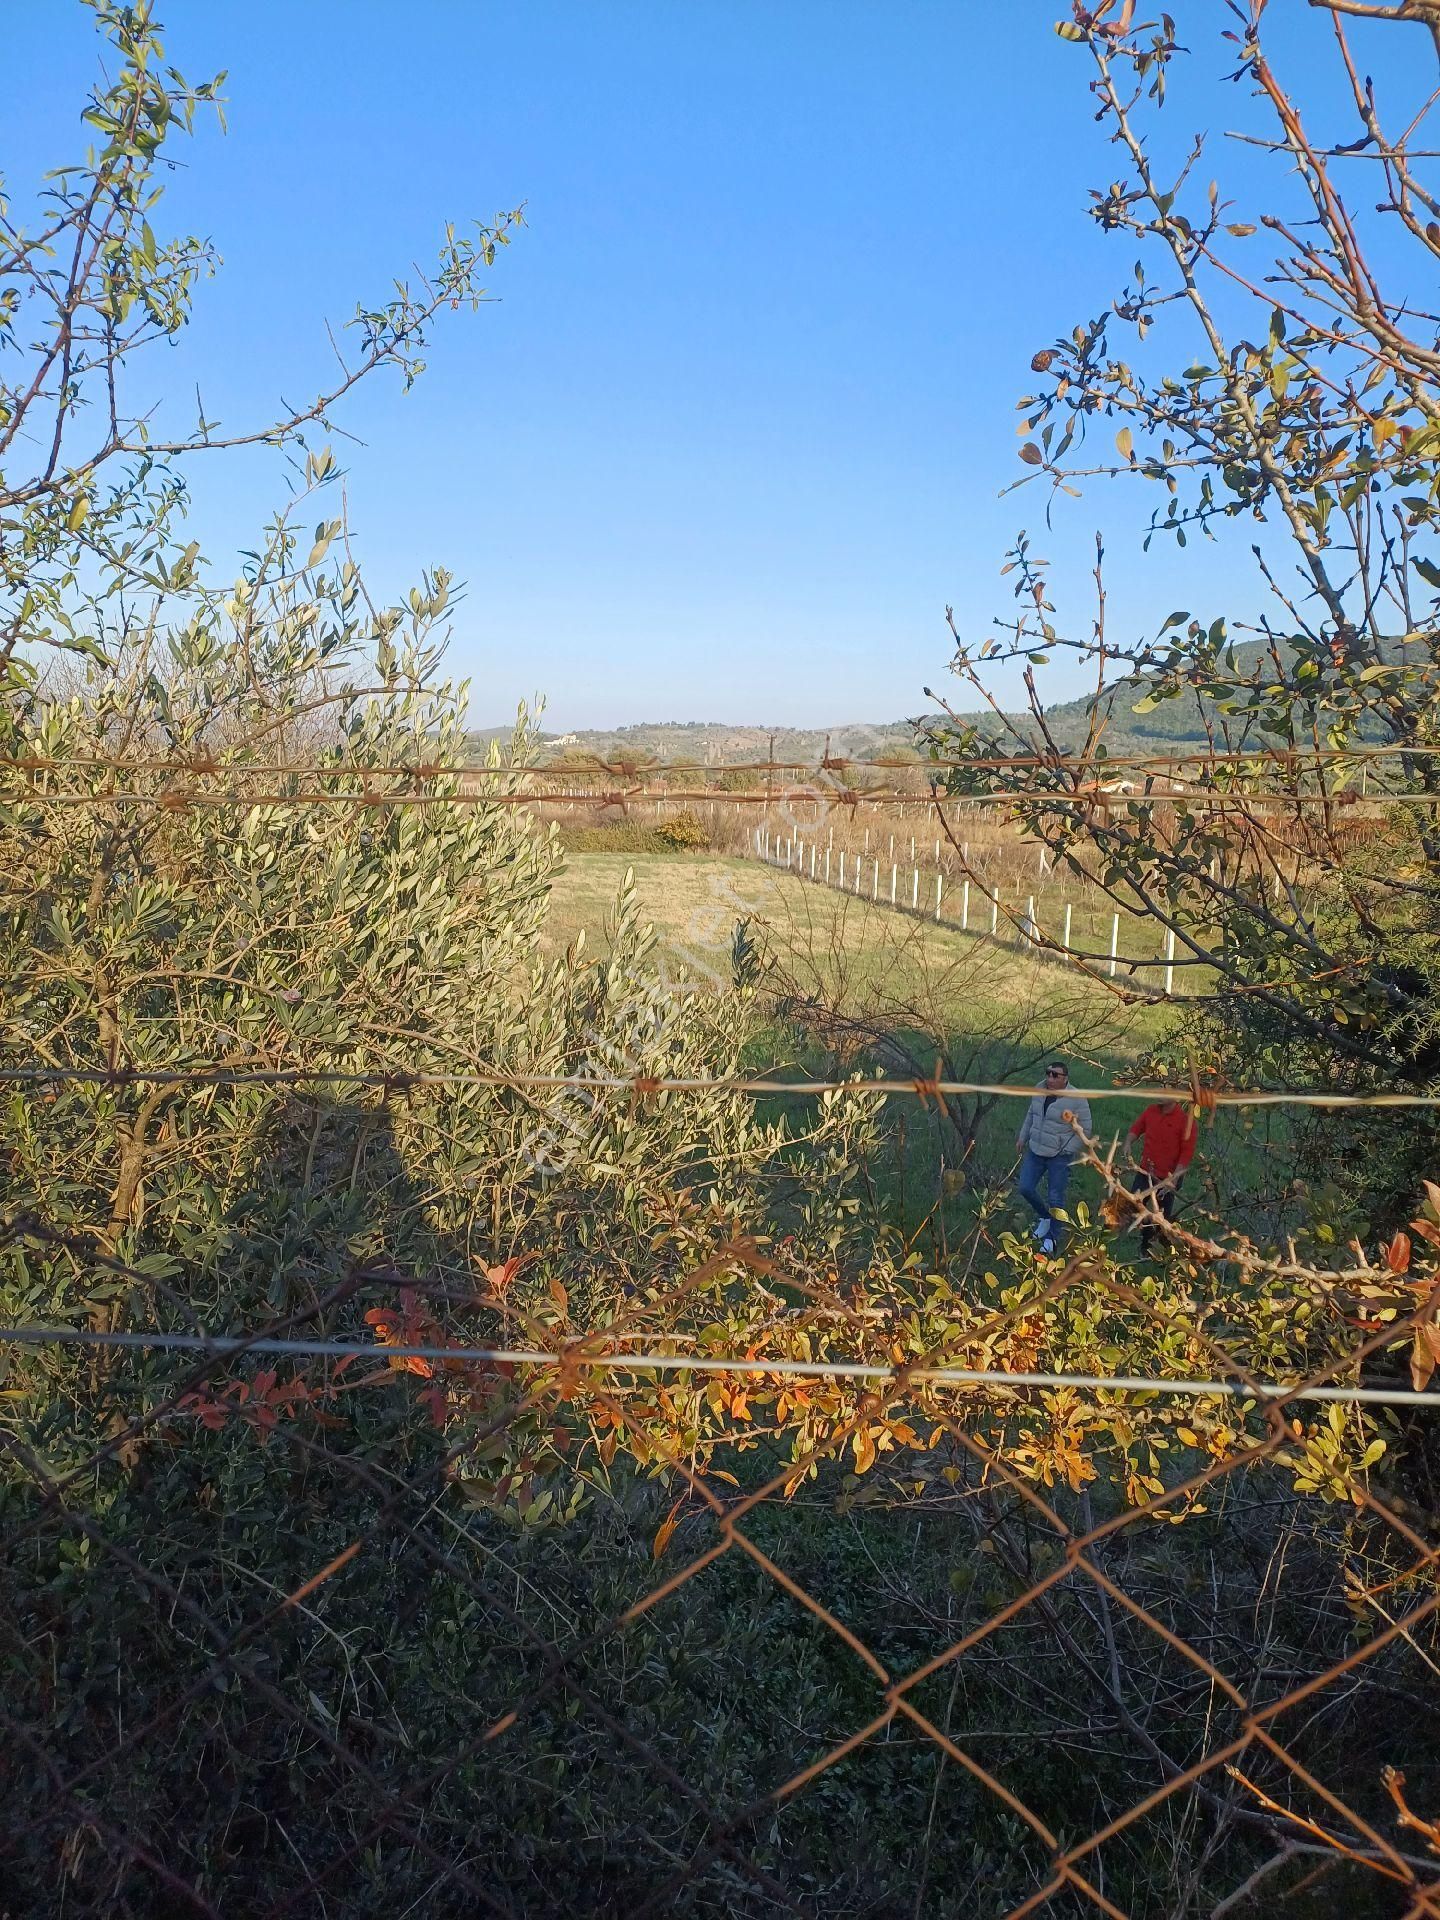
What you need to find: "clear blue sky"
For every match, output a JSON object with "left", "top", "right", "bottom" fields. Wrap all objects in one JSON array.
[{"left": 8, "top": 3, "right": 1420, "bottom": 729}]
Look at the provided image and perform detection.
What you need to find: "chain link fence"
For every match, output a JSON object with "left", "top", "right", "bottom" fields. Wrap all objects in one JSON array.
[{"left": 5, "top": 1203, "right": 1440, "bottom": 1920}]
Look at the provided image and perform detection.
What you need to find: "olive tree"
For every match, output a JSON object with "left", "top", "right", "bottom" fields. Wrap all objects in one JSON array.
[
  {"left": 928, "top": 0, "right": 1440, "bottom": 1228},
  {"left": 0, "top": 0, "right": 522, "bottom": 711}
]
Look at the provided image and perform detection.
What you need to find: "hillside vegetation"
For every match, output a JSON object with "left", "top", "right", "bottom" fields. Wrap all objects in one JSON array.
[{"left": 468, "top": 641, "right": 1283, "bottom": 767}]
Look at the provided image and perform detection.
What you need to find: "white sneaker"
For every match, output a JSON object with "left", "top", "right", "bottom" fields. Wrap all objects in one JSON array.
[
  {"left": 1039, "top": 1231, "right": 1058, "bottom": 1256},
  {"left": 1031, "top": 1218, "right": 1051, "bottom": 1241}
]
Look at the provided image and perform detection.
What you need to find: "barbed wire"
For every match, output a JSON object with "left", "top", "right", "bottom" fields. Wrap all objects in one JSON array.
[
  {"left": 1, "top": 1061, "right": 1438, "bottom": 1109},
  {"left": 1, "top": 762, "right": 1421, "bottom": 814},
  {"left": 5, "top": 1323, "right": 1439, "bottom": 1408},
  {"left": 6, "top": 786, "right": 1426, "bottom": 813},
  {"left": 2, "top": 743, "right": 1438, "bottom": 776}
]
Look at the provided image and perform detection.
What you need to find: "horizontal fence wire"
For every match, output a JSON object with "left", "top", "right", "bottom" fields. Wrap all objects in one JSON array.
[
  {"left": 3, "top": 785, "right": 1431, "bottom": 811},
  {"left": 2, "top": 743, "right": 1438, "bottom": 774},
  {"left": 6, "top": 1323, "right": 1440, "bottom": 1407},
  {"left": 8, "top": 1186, "right": 1440, "bottom": 1917},
  {"left": 1, "top": 1063, "right": 1438, "bottom": 1109}
]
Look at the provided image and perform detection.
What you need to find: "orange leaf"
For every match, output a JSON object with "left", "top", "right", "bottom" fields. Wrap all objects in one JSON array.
[
  {"left": 653, "top": 1500, "right": 684, "bottom": 1559},
  {"left": 482, "top": 1252, "right": 535, "bottom": 1297},
  {"left": 1385, "top": 1232, "right": 1413, "bottom": 1275},
  {"left": 1411, "top": 1327, "right": 1437, "bottom": 1394}
]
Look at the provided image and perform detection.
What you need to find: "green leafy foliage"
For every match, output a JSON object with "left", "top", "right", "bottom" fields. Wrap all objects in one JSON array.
[
  {"left": 0, "top": 0, "right": 520, "bottom": 720},
  {"left": 931, "top": 3, "right": 1440, "bottom": 1224},
  {"left": 3, "top": 8, "right": 1438, "bottom": 1914}
]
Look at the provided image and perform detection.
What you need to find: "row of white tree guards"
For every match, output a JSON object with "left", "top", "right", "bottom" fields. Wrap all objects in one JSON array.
[{"left": 745, "top": 822, "right": 1178, "bottom": 994}]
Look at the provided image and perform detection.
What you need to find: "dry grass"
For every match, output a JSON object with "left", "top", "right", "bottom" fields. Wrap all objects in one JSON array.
[
  {"left": 543, "top": 851, "right": 1169, "bottom": 1052},
  {"left": 538, "top": 792, "right": 1175, "bottom": 973}
]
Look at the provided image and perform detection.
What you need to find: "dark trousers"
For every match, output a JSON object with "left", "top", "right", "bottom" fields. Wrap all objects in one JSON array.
[{"left": 1131, "top": 1171, "right": 1177, "bottom": 1252}]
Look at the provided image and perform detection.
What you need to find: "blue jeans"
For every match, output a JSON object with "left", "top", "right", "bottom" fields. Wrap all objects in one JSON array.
[{"left": 1017, "top": 1149, "right": 1071, "bottom": 1229}]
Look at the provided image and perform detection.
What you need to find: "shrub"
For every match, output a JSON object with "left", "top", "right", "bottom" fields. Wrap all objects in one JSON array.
[
  {"left": 559, "top": 808, "right": 711, "bottom": 853},
  {"left": 655, "top": 807, "right": 710, "bottom": 850}
]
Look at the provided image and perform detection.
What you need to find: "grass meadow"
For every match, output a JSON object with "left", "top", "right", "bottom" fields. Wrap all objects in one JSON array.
[{"left": 544, "top": 848, "right": 1296, "bottom": 1253}]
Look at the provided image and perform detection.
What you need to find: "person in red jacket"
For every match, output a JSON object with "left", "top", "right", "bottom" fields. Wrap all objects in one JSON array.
[{"left": 1126, "top": 1098, "right": 1196, "bottom": 1253}]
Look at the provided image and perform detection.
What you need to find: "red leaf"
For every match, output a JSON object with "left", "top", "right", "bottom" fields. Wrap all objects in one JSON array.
[
  {"left": 1385, "top": 1232, "right": 1412, "bottom": 1275},
  {"left": 482, "top": 1252, "right": 536, "bottom": 1298}
]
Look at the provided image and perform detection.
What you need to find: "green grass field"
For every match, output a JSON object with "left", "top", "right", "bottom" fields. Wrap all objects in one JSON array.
[
  {"left": 542, "top": 851, "right": 1291, "bottom": 1244},
  {"left": 545, "top": 850, "right": 1166, "bottom": 1036}
]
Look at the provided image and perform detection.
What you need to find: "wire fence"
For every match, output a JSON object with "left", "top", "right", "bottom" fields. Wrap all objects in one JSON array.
[
  {"left": 6, "top": 744, "right": 1440, "bottom": 1914},
  {"left": 6, "top": 1194, "right": 1440, "bottom": 1918},
  {"left": 11, "top": 1321, "right": 1440, "bottom": 1408},
  {"left": 5, "top": 1060, "right": 1440, "bottom": 1110},
  {"left": 16, "top": 788, "right": 1434, "bottom": 818},
  {"left": 4, "top": 741, "right": 1439, "bottom": 774},
  {"left": 9, "top": 783, "right": 1435, "bottom": 813},
  {"left": 0, "top": 739, "right": 1427, "bottom": 817}
]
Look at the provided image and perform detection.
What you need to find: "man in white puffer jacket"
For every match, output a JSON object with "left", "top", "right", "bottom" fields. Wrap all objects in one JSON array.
[{"left": 1014, "top": 1061, "right": 1093, "bottom": 1255}]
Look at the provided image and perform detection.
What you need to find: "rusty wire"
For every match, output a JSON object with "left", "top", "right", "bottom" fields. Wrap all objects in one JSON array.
[
  {"left": 1, "top": 742, "right": 1437, "bottom": 775},
  {"left": 5, "top": 1197, "right": 1440, "bottom": 1916},
  {"left": 2, "top": 783, "right": 1430, "bottom": 812},
  {"left": 3, "top": 1061, "right": 1440, "bottom": 1112}
]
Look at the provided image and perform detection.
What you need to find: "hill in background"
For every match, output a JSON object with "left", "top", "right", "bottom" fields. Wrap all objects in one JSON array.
[
  {"left": 469, "top": 632, "right": 1368, "bottom": 764},
  {"left": 466, "top": 718, "right": 923, "bottom": 764},
  {"left": 467, "top": 664, "right": 1245, "bottom": 766}
]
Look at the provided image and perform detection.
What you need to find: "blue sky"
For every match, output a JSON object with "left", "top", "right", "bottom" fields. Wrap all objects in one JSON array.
[{"left": 7, "top": 3, "right": 1423, "bottom": 729}]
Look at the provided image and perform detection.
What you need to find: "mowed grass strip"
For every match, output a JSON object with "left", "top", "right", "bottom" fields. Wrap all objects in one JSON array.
[
  {"left": 544, "top": 852, "right": 1172, "bottom": 1035},
  {"left": 541, "top": 853, "right": 1292, "bottom": 1227}
]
